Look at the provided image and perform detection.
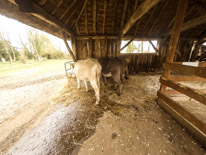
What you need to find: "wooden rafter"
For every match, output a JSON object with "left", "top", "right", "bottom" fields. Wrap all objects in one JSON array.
[
  {"left": 120, "top": 0, "right": 128, "bottom": 29},
  {"left": 75, "top": 23, "right": 80, "bottom": 35},
  {"left": 121, "top": 0, "right": 160, "bottom": 37},
  {"left": 103, "top": 0, "right": 107, "bottom": 34},
  {"left": 72, "top": 0, "right": 88, "bottom": 28},
  {"left": 181, "top": 14, "right": 206, "bottom": 32},
  {"left": 133, "top": 0, "right": 139, "bottom": 13},
  {"left": 148, "top": 1, "right": 169, "bottom": 35},
  {"left": 93, "top": 0, "right": 96, "bottom": 33},
  {"left": 39, "top": 0, "right": 48, "bottom": 6},
  {"left": 85, "top": 8, "right": 88, "bottom": 35},
  {"left": 9, "top": 0, "right": 74, "bottom": 36},
  {"left": 65, "top": 3, "right": 81, "bottom": 25},
  {"left": 51, "top": 0, "right": 63, "bottom": 15},
  {"left": 112, "top": 0, "right": 118, "bottom": 33},
  {"left": 59, "top": 0, "right": 77, "bottom": 20}
]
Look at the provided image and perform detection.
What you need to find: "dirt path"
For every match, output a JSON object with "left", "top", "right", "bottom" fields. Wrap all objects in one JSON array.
[
  {"left": 0, "top": 72, "right": 66, "bottom": 154},
  {"left": 4, "top": 75, "right": 206, "bottom": 155}
]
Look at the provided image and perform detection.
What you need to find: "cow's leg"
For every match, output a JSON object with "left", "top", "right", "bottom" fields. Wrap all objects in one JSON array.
[
  {"left": 84, "top": 80, "right": 88, "bottom": 91},
  {"left": 77, "top": 77, "right": 80, "bottom": 89},
  {"left": 90, "top": 81, "right": 100, "bottom": 105},
  {"left": 112, "top": 71, "right": 123, "bottom": 95}
]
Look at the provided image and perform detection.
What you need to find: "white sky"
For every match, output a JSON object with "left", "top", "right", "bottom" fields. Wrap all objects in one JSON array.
[{"left": 0, "top": 15, "right": 70, "bottom": 52}]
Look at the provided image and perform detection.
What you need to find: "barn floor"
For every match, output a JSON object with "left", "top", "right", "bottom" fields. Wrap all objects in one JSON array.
[{"left": 1, "top": 73, "right": 206, "bottom": 155}]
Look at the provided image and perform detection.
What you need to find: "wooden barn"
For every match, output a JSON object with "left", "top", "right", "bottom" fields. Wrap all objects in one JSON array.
[{"left": 0, "top": 0, "right": 206, "bottom": 153}]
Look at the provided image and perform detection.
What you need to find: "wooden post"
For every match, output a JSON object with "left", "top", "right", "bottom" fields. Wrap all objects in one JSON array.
[
  {"left": 89, "top": 38, "right": 92, "bottom": 58},
  {"left": 161, "top": 0, "right": 188, "bottom": 92},
  {"left": 61, "top": 31, "right": 77, "bottom": 62}
]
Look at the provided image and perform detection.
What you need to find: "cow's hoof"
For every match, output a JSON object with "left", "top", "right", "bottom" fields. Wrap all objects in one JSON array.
[{"left": 95, "top": 101, "right": 99, "bottom": 105}]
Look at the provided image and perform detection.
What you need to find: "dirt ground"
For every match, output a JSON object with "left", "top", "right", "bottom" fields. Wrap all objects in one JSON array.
[{"left": 0, "top": 71, "right": 206, "bottom": 155}]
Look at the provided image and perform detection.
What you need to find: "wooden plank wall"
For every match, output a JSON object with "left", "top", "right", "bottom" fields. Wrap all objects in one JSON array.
[
  {"left": 75, "top": 38, "right": 166, "bottom": 72},
  {"left": 75, "top": 38, "right": 120, "bottom": 60}
]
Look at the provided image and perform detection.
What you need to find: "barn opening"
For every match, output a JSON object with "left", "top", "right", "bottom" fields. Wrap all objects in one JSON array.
[
  {"left": 0, "top": 0, "right": 206, "bottom": 154},
  {"left": 120, "top": 40, "right": 158, "bottom": 54}
]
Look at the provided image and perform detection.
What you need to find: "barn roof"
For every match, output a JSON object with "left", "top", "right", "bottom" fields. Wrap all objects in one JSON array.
[{"left": 1, "top": 0, "right": 206, "bottom": 40}]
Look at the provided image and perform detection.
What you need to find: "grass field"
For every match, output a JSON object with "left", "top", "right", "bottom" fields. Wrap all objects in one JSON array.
[{"left": 0, "top": 59, "right": 71, "bottom": 78}]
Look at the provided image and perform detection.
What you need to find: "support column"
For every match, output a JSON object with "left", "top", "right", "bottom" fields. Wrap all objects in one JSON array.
[{"left": 161, "top": 0, "right": 188, "bottom": 92}]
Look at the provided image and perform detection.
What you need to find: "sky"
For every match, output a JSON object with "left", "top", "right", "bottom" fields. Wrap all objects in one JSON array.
[
  {"left": 0, "top": 14, "right": 157, "bottom": 54},
  {"left": 0, "top": 15, "right": 69, "bottom": 52}
]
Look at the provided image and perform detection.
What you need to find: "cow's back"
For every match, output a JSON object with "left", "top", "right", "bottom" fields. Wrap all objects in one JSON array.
[{"left": 74, "top": 58, "right": 101, "bottom": 80}]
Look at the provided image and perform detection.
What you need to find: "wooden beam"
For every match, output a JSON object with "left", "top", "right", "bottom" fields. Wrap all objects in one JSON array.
[
  {"left": 120, "top": 39, "right": 134, "bottom": 51},
  {"left": 160, "top": 77, "right": 206, "bottom": 105},
  {"left": 165, "top": 89, "right": 206, "bottom": 95},
  {"left": 39, "top": 0, "right": 48, "bottom": 5},
  {"left": 85, "top": 8, "right": 88, "bottom": 35},
  {"left": 61, "top": 31, "right": 77, "bottom": 62},
  {"left": 163, "top": 63, "right": 206, "bottom": 79},
  {"left": 65, "top": 3, "right": 81, "bottom": 25},
  {"left": 121, "top": 0, "right": 160, "bottom": 37},
  {"left": 59, "top": 0, "right": 77, "bottom": 20},
  {"left": 93, "top": 0, "right": 96, "bottom": 33},
  {"left": 168, "top": 75, "right": 206, "bottom": 82},
  {"left": 120, "top": 0, "right": 128, "bottom": 30},
  {"left": 167, "top": 14, "right": 206, "bottom": 36},
  {"left": 148, "top": 39, "right": 159, "bottom": 54},
  {"left": 157, "top": 91, "right": 206, "bottom": 138},
  {"left": 75, "top": 35, "right": 161, "bottom": 40},
  {"left": 75, "top": 23, "right": 80, "bottom": 35},
  {"left": 72, "top": 0, "right": 88, "bottom": 28},
  {"left": 181, "top": 14, "right": 206, "bottom": 32},
  {"left": 103, "top": 0, "right": 107, "bottom": 34},
  {"left": 9, "top": 0, "right": 74, "bottom": 36},
  {"left": 161, "top": 0, "right": 188, "bottom": 92},
  {"left": 51, "top": 0, "right": 63, "bottom": 15}
]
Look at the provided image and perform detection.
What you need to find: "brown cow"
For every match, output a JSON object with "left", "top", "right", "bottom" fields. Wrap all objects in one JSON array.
[{"left": 98, "top": 57, "right": 124, "bottom": 95}]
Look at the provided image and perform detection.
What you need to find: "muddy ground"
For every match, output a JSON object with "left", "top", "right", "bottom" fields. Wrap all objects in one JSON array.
[{"left": 0, "top": 72, "right": 206, "bottom": 155}]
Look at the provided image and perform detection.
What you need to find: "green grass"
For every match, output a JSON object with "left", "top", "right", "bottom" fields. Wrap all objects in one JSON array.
[{"left": 0, "top": 59, "right": 71, "bottom": 78}]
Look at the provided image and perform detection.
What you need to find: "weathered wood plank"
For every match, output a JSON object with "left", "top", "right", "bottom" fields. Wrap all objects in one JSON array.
[
  {"left": 163, "top": 63, "right": 206, "bottom": 79},
  {"left": 120, "top": 0, "right": 128, "bottom": 30},
  {"left": 51, "top": 0, "right": 63, "bottom": 15},
  {"left": 93, "top": 0, "right": 96, "bottom": 33},
  {"left": 59, "top": 0, "right": 77, "bottom": 20},
  {"left": 157, "top": 93, "right": 206, "bottom": 147},
  {"left": 160, "top": 77, "right": 206, "bottom": 105},
  {"left": 165, "top": 89, "right": 206, "bottom": 95},
  {"left": 73, "top": 0, "right": 88, "bottom": 28},
  {"left": 121, "top": 0, "right": 160, "bottom": 37},
  {"left": 103, "top": 0, "right": 107, "bottom": 34},
  {"left": 158, "top": 91, "right": 206, "bottom": 134},
  {"left": 169, "top": 75, "right": 206, "bottom": 82},
  {"left": 89, "top": 38, "right": 92, "bottom": 58}
]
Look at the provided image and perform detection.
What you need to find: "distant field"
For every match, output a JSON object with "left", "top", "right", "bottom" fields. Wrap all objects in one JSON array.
[{"left": 0, "top": 59, "right": 71, "bottom": 78}]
